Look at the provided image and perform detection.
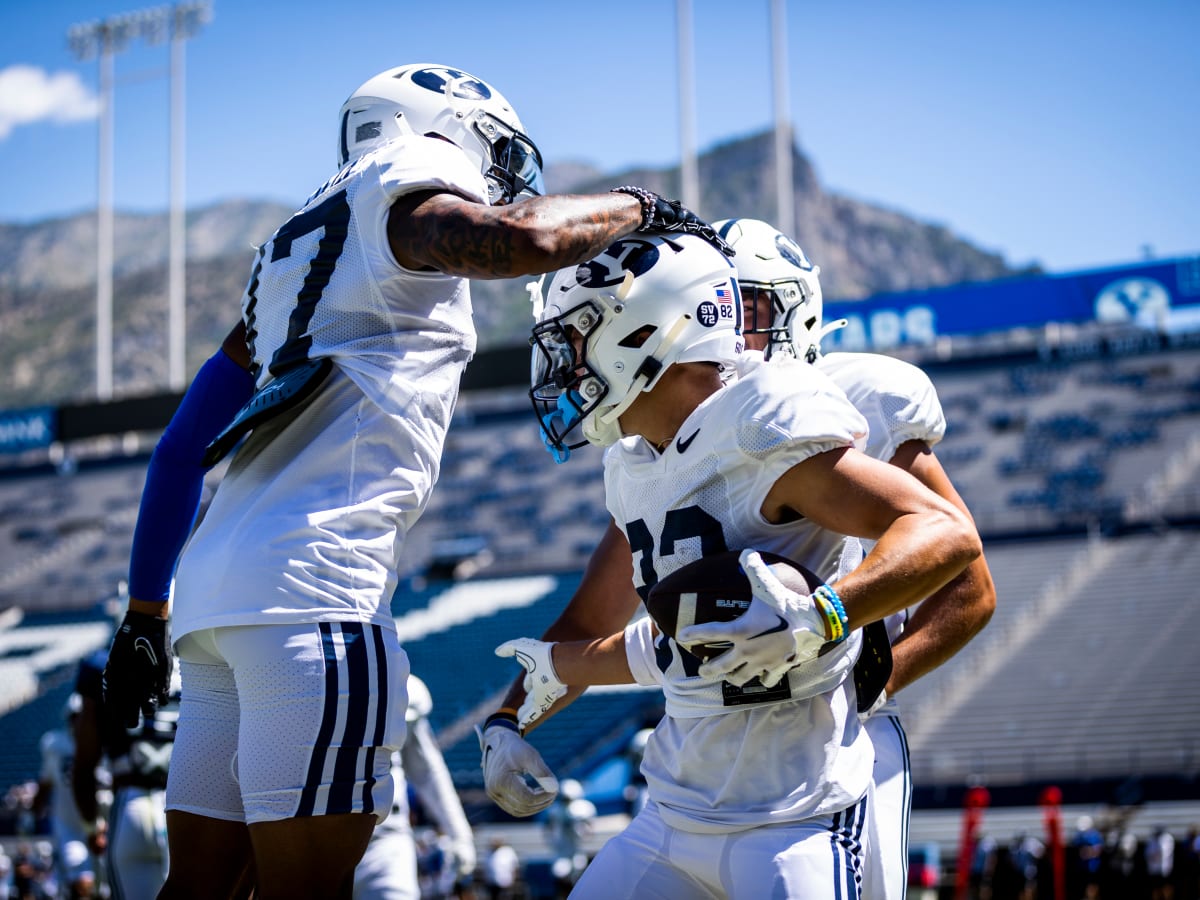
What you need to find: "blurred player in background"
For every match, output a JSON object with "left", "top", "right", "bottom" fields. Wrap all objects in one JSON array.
[
  {"left": 543, "top": 778, "right": 595, "bottom": 897},
  {"left": 35, "top": 692, "right": 98, "bottom": 898},
  {"left": 75, "top": 642, "right": 181, "bottom": 900},
  {"left": 353, "top": 674, "right": 475, "bottom": 900},
  {"left": 100, "top": 60, "right": 730, "bottom": 899},
  {"left": 481, "top": 232, "right": 981, "bottom": 897}
]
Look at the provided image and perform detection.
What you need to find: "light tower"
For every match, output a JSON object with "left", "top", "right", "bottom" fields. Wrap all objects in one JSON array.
[
  {"left": 68, "top": 3, "right": 211, "bottom": 401},
  {"left": 167, "top": 3, "right": 212, "bottom": 391},
  {"left": 770, "top": 0, "right": 794, "bottom": 238},
  {"left": 676, "top": 0, "right": 699, "bottom": 210}
]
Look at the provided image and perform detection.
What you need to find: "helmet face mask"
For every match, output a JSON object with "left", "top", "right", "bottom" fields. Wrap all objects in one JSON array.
[
  {"left": 530, "top": 299, "right": 610, "bottom": 454},
  {"left": 337, "top": 64, "right": 544, "bottom": 205},
  {"left": 714, "top": 218, "right": 825, "bottom": 361},
  {"left": 530, "top": 235, "right": 743, "bottom": 456},
  {"left": 472, "top": 110, "right": 545, "bottom": 203}
]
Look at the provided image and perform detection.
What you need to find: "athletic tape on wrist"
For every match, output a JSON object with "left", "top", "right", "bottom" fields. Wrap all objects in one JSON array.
[{"left": 812, "top": 584, "right": 849, "bottom": 644}]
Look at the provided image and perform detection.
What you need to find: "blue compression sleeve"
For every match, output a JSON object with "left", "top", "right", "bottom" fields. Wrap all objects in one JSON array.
[{"left": 128, "top": 349, "right": 256, "bottom": 602}]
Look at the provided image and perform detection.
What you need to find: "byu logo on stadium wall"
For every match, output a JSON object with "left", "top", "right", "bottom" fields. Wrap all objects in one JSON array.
[{"left": 1094, "top": 277, "right": 1171, "bottom": 325}]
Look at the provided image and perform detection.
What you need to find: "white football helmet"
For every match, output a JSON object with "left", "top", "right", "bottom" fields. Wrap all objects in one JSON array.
[
  {"left": 530, "top": 234, "right": 743, "bottom": 453},
  {"left": 337, "top": 63, "right": 544, "bottom": 205},
  {"left": 713, "top": 218, "right": 840, "bottom": 362}
]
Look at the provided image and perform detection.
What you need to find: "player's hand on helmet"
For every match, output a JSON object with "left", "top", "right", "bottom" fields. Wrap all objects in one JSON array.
[
  {"left": 611, "top": 186, "right": 734, "bottom": 257},
  {"left": 677, "top": 549, "right": 836, "bottom": 689},
  {"left": 495, "top": 637, "right": 567, "bottom": 729},
  {"left": 477, "top": 718, "right": 559, "bottom": 817},
  {"left": 103, "top": 611, "right": 173, "bottom": 730}
]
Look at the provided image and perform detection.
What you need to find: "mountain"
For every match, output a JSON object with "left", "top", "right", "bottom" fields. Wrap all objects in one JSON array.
[{"left": 0, "top": 130, "right": 1037, "bottom": 409}]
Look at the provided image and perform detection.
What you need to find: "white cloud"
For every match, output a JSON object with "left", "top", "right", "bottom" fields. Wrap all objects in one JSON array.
[{"left": 0, "top": 65, "right": 100, "bottom": 140}]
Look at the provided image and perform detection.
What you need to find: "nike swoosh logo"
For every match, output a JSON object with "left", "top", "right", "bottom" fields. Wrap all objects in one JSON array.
[
  {"left": 133, "top": 637, "right": 158, "bottom": 666},
  {"left": 750, "top": 614, "right": 789, "bottom": 639},
  {"left": 676, "top": 429, "right": 701, "bottom": 453}
]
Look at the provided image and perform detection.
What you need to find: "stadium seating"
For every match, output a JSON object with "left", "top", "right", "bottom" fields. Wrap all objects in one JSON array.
[
  {"left": 900, "top": 530, "right": 1200, "bottom": 787},
  {"left": 0, "top": 338, "right": 1198, "bottom": 863}
]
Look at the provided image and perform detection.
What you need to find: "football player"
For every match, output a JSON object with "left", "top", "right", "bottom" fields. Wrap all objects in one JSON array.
[
  {"left": 35, "top": 692, "right": 97, "bottom": 899},
  {"left": 99, "top": 62, "right": 732, "bottom": 899},
  {"left": 481, "top": 232, "right": 981, "bottom": 897},
  {"left": 718, "top": 217, "right": 996, "bottom": 899},
  {"left": 493, "top": 220, "right": 997, "bottom": 898},
  {"left": 74, "top": 644, "right": 183, "bottom": 900}
]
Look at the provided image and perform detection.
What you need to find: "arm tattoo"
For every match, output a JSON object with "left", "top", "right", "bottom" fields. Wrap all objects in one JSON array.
[
  {"left": 414, "top": 206, "right": 518, "bottom": 278},
  {"left": 392, "top": 193, "right": 641, "bottom": 279}
]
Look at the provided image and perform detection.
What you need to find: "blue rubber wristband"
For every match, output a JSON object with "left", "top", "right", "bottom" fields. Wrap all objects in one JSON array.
[{"left": 813, "top": 584, "right": 849, "bottom": 644}]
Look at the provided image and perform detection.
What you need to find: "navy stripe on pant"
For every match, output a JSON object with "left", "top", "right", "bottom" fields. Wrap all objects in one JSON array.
[{"left": 296, "top": 622, "right": 392, "bottom": 818}]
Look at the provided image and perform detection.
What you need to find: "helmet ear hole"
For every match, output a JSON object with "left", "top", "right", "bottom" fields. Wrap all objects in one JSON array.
[{"left": 618, "top": 326, "right": 657, "bottom": 349}]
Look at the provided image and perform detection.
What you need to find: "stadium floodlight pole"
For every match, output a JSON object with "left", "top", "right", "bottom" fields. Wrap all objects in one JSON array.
[
  {"left": 68, "top": 4, "right": 211, "bottom": 401},
  {"left": 676, "top": 0, "right": 700, "bottom": 210},
  {"left": 167, "top": 3, "right": 212, "bottom": 392},
  {"left": 68, "top": 16, "right": 135, "bottom": 402},
  {"left": 770, "top": 0, "right": 795, "bottom": 238}
]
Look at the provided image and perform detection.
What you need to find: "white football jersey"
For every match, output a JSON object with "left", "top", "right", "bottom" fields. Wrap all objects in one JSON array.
[
  {"left": 607, "top": 358, "right": 874, "bottom": 832},
  {"left": 244, "top": 134, "right": 486, "bottom": 412},
  {"left": 816, "top": 352, "right": 945, "bottom": 652},
  {"left": 740, "top": 350, "right": 947, "bottom": 649},
  {"left": 172, "top": 137, "right": 486, "bottom": 640}
]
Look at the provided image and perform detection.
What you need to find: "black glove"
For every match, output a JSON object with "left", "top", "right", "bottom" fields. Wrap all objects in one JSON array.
[
  {"left": 103, "top": 611, "right": 173, "bottom": 729},
  {"left": 611, "top": 186, "right": 734, "bottom": 257}
]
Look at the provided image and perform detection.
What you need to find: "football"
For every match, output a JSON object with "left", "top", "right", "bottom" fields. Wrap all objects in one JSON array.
[{"left": 645, "top": 549, "right": 823, "bottom": 661}]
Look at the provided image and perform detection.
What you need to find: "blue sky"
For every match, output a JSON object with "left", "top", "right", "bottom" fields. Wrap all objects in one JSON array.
[{"left": 0, "top": 0, "right": 1196, "bottom": 274}]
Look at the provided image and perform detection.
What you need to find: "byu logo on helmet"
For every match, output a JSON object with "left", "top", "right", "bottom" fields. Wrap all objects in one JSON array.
[
  {"left": 577, "top": 239, "right": 661, "bottom": 288},
  {"left": 410, "top": 66, "right": 492, "bottom": 100},
  {"left": 775, "top": 234, "right": 812, "bottom": 270},
  {"left": 530, "top": 233, "right": 742, "bottom": 453}
]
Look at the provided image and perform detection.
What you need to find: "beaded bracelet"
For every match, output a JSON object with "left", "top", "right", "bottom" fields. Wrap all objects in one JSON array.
[
  {"left": 812, "top": 584, "right": 849, "bottom": 644},
  {"left": 611, "top": 185, "right": 656, "bottom": 231}
]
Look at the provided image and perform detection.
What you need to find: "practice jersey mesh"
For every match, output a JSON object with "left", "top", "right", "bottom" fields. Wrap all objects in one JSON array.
[
  {"left": 606, "top": 359, "right": 873, "bottom": 832},
  {"left": 171, "top": 137, "right": 486, "bottom": 640},
  {"left": 816, "top": 352, "right": 947, "bottom": 652},
  {"left": 243, "top": 134, "right": 486, "bottom": 417}
]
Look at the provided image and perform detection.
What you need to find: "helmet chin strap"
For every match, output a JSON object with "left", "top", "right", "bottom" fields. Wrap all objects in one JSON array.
[
  {"left": 791, "top": 316, "right": 849, "bottom": 361},
  {"left": 819, "top": 318, "right": 848, "bottom": 341},
  {"left": 596, "top": 313, "right": 692, "bottom": 428}
]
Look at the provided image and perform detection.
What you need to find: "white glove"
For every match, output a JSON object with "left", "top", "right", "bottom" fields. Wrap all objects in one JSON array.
[
  {"left": 476, "top": 721, "right": 559, "bottom": 817},
  {"left": 450, "top": 836, "right": 477, "bottom": 878},
  {"left": 495, "top": 637, "right": 568, "bottom": 729},
  {"left": 677, "top": 549, "right": 835, "bottom": 689}
]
